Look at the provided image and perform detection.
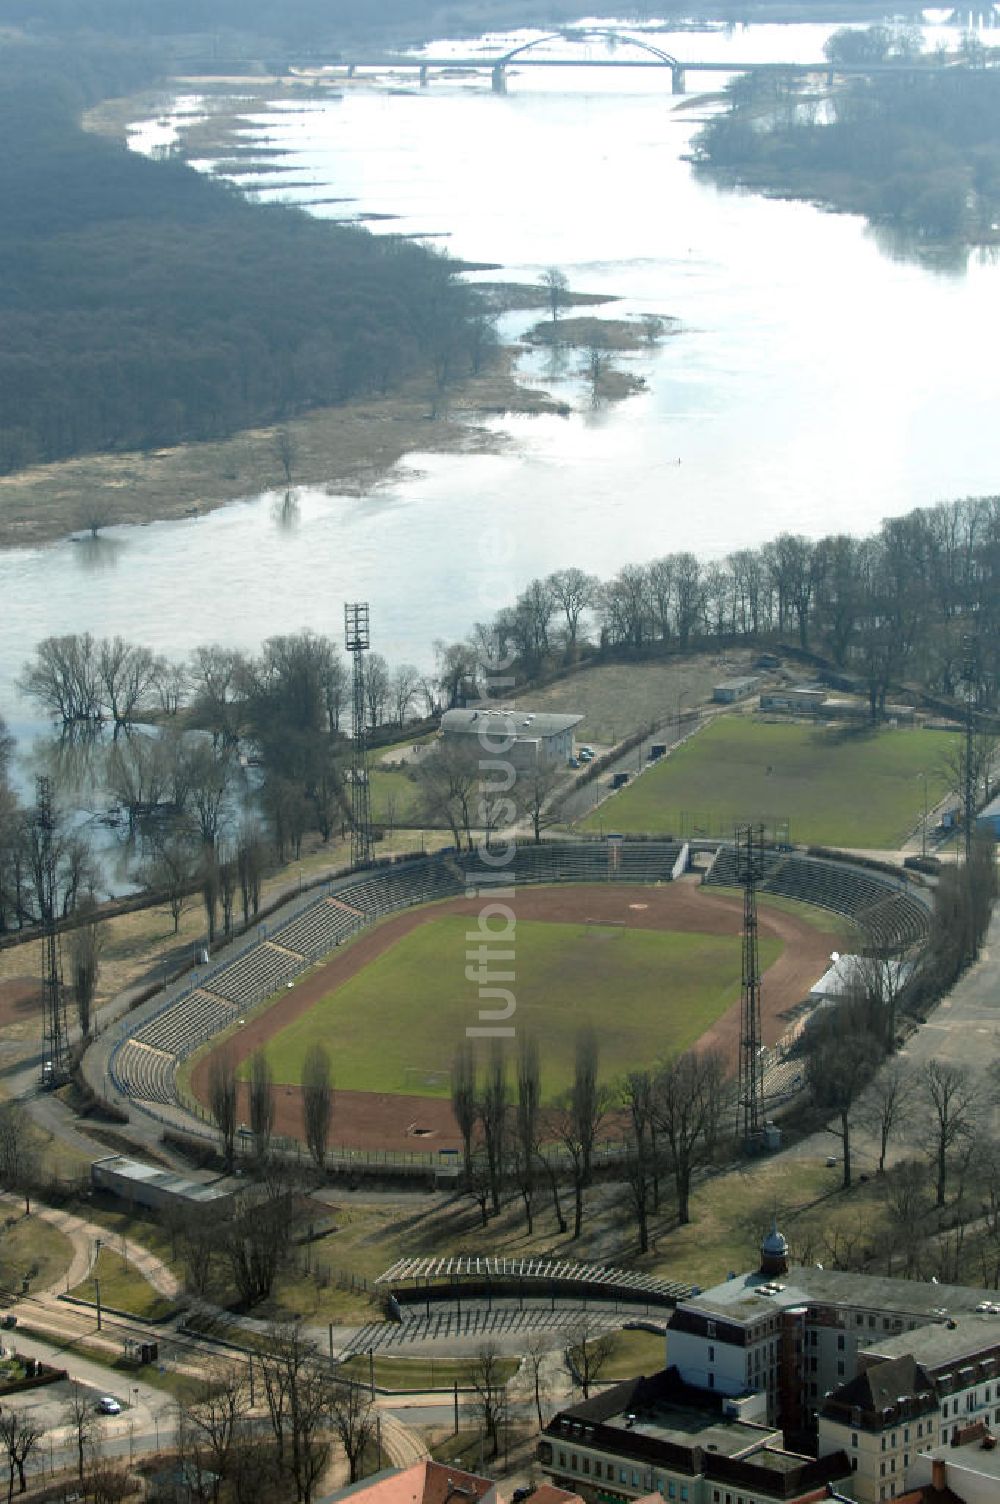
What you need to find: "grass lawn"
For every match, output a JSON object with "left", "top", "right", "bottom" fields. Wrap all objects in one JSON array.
[
  {"left": 0, "top": 1213, "right": 73, "bottom": 1296},
  {"left": 69, "top": 1246, "right": 179, "bottom": 1322},
  {"left": 580, "top": 719, "right": 956, "bottom": 848},
  {"left": 590, "top": 1327, "right": 667, "bottom": 1380},
  {"left": 338, "top": 1353, "right": 519, "bottom": 1391},
  {"left": 255, "top": 916, "right": 780, "bottom": 1099}
]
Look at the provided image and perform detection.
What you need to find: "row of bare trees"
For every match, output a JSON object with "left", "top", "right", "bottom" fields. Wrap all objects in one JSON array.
[
  {"left": 208, "top": 1043, "right": 333, "bottom": 1178},
  {"left": 802, "top": 840, "right": 998, "bottom": 1193},
  {"left": 174, "top": 1328, "right": 376, "bottom": 1503},
  {"left": 431, "top": 496, "right": 1000, "bottom": 720},
  {"left": 451, "top": 1030, "right": 728, "bottom": 1248}
]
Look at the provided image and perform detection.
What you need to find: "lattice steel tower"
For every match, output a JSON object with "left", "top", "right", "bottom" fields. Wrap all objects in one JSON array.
[
  {"left": 736, "top": 823, "right": 765, "bottom": 1144},
  {"left": 963, "top": 633, "right": 978, "bottom": 862},
  {"left": 37, "top": 776, "right": 69, "bottom": 1083},
  {"left": 345, "top": 602, "right": 373, "bottom": 868}
]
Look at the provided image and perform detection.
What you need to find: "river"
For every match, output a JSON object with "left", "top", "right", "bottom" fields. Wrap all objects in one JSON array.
[{"left": 4, "top": 12, "right": 1000, "bottom": 747}]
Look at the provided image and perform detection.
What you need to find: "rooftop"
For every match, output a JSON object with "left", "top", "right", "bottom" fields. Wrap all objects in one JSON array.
[
  {"left": 862, "top": 1314, "right": 1000, "bottom": 1373},
  {"left": 91, "top": 1155, "right": 231, "bottom": 1205},
  {"left": 441, "top": 709, "right": 583, "bottom": 738},
  {"left": 916, "top": 1435, "right": 1000, "bottom": 1483},
  {"left": 319, "top": 1461, "right": 496, "bottom": 1504},
  {"left": 674, "top": 1265, "right": 1000, "bottom": 1327},
  {"left": 549, "top": 1371, "right": 780, "bottom": 1459},
  {"left": 820, "top": 1355, "right": 936, "bottom": 1425}
]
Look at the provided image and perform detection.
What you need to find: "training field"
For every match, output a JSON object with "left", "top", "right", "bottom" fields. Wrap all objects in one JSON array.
[
  {"left": 580, "top": 719, "right": 955, "bottom": 848},
  {"left": 190, "top": 884, "right": 836, "bottom": 1152},
  {"left": 245, "top": 915, "right": 782, "bottom": 1101}
]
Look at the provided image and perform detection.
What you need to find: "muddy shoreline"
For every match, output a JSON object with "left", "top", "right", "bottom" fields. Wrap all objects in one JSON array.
[{"left": 0, "top": 348, "right": 575, "bottom": 552}]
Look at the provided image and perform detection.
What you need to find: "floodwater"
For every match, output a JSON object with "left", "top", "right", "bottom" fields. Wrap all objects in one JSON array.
[{"left": 4, "top": 13, "right": 1000, "bottom": 738}]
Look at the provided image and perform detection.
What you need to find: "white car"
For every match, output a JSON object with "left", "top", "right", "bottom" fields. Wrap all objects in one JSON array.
[{"left": 96, "top": 1396, "right": 121, "bottom": 1415}]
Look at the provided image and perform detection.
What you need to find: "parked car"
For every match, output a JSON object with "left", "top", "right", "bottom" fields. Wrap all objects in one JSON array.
[{"left": 96, "top": 1396, "right": 122, "bottom": 1415}]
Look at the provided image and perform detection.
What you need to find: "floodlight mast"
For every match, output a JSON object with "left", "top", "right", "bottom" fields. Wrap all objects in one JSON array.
[
  {"left": 345, "top": 603, "right": 373, "bottom": 869},
  {"left": 37, "top": 776, "right": 69, "bottom": 1084},
  {"left": 736, "top": 822, "right": 764, "bottom": 1145}
]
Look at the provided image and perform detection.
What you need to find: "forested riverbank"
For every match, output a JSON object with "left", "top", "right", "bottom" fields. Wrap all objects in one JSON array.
[{"left": 695, "top": 29, "right": 1000, "bottom": 241}]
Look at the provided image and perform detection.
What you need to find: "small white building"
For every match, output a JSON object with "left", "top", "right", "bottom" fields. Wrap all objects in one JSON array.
[{"left": 440, "top": 708, "right": 583, "bottom": 769}]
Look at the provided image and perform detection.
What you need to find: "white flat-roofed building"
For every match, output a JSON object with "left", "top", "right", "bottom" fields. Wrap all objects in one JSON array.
[
  {"left": 91, "top": 1155, "right": 233, "bottom": 1213},
  {"left": 440, "top": 708, "right": 583, "bottom": 768}
]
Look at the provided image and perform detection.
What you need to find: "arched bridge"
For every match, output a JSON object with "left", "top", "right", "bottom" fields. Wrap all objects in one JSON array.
[{"left": 325, "top": 25, "right": 957, "bottom": 96}]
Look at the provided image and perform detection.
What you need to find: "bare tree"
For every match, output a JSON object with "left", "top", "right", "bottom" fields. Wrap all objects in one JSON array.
[
  {"left": 147, "top": 827, "right": 198, "bottom": 933},
  {"left": 225, "top": 1166, "right": 296, "bottom": 1307},
  {"left": 470, "top": 1343, "right": 507, "bottom": 1460},
  {"left": 415, "top": 741, "right": 479, "bottom": 850},
  {"left": 301, "top": 1042, "right": 333, "bottom": 1170},
  {"left": 63, "top": 1383, "right": 96, "bottom": 1483},
  {"left": 274, "top": 426, "right": 297, "bottom": 486},
  {"left": 68, "top": 899, "right": 102, "bottom": 1037},
  {"left": 260, "top": 1323, "right": 331, "bottom": 1504},
  {"left": 178, "top": 1367, "right": 251, "bottom": 1503},
  {"left": 624, "top": 1067, "right": 660, "bottom": 1212},
  {"left": 328, "top": 1379, "right": 375, "bottom": 1484},
  {"left": 623, "top": 1133, "right": 651, "bottom": 1253},
  {"left": 859, "top": 1059, "right": 915, "bottom": 1174},
  {"left": 547, "top": 567, "right": 598, "bottom": 648},
  {"left": 523, "top": 1334, "right": 551, "bottom": 1430},
  {"left": 541, "top": 267, "right": 569, "bottom": 322},
  {"left": 518, "top": 762, "right": 564, "bottom": 844},
  {"left": 249, "top": 1048, "right": 275, "bottom": 1161},
  {"left": 208, "top": 1050, "right": 238, "bottom": 1172},
  {"left": 0, "top": 1410, "right": 42, "bottom": 1502},
  {"left": 803, "top": 1012, "right": 880, "bottom": 1189},
  {"left": 514, "top": 1034, "right": 541, "bottom": 1233},
  {"left": 478, "top": 1041, "right": 508, "bottom": 1216},
  {"left": 0, "top": 1103, "right": 36, "bottom": 1215},
  {"left": 564, "top": 1313, "right": 614, "bottom": 1399},
  {"left": 654, "top": 1050, "right": 726, "bottom": 1224},
  {"left": 551, "top": 1032, "right": 612, "bottom": 1240},
  {"left": 451, "top": 1041, "right": 478, "bottom": 1185},
  {"left": 920, "top": 1059, "right": 979, "bottom": 1207}
]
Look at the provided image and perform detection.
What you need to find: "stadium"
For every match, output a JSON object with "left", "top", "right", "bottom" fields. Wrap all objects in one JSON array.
[{"left": 89, "top": 834, "right": 932, "bottom": 1166}]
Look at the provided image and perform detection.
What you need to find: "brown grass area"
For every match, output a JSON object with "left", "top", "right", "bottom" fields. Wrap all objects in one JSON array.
[
  {"left": 0, "top": 351, "right": 565, "bottom": 551},
  {"left": 519, "top": 652, "right": 758, "bottom": 747},
  {"left": 0, "top": 829, "right": 449, "bottom": 1034},
  {"left": 191, "top": 882, "right": 836, "bottom": 1153}
]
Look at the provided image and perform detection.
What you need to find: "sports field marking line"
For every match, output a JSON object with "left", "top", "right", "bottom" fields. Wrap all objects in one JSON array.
[{"left": 327, "top": 897, "right": 367, "bottom": 917}]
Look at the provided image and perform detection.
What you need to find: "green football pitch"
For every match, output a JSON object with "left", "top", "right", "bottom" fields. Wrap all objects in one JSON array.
[
  {"left": 255, "top": 916, "right": 781, "bottom": 1099},
  {"left": 580, "top": 719, "right": 955, "bottom": 848}
]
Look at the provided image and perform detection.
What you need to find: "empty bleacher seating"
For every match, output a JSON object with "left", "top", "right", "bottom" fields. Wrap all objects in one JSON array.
[{"left": 703, "top": 847, "right": 929, "bottom": 950}]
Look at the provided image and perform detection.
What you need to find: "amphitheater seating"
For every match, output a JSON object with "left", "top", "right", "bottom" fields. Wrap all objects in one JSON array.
[
  {"left": 112, "top": 1039, "right": 178, "bottom": 1104},
  {"left": 135, "top": 988, "right": 241, "bottom": 1058},
  {"left": 116, "top": 837, "right": 922, "bottom": 1118},
  {"left": 208, "top": 942, "right": 303, "bottom": 1006},
  {"left": 334, "top": 859, "right": 465, "bottom": 919},
  {"left": 704, "top": 849, "right": 928, "bottom": 951},
  {"left": 271, "top": 898, "right": 363, "bottom": 959}
]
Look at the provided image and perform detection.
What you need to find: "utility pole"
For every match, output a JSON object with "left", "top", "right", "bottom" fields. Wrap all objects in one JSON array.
[
  {"left": 37, "top": 777, "right": 69, "bottom": 1084},
  {"left": 963, "top": 634, "right": 978, "bottom": 861},
  {"left": 345, "top": 603, "right": 374, "bottom": 869},
  {"left": 736, "top": 823, "right": 764, "bottom": 1147}
]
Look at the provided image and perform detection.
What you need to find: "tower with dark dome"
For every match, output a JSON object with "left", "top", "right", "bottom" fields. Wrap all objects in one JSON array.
[{"left": 760, "top": 1217, "right": 789, "bottom": 1276}]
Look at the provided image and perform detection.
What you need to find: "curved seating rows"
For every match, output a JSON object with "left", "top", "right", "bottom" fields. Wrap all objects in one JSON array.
[
  {"left": 110, "top": 839, "right": 923, "bottom": 1109},
  {"left": 704, "top": 848, "right": 928, "bottom": 952}
]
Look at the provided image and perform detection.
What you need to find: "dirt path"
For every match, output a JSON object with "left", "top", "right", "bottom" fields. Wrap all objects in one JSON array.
[
  {"left": 0, "top": 1194, "right": 180, "bottom": 1300},
  {"left": 191, "top": 884, "right": 837, "bottom": 1154}
]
